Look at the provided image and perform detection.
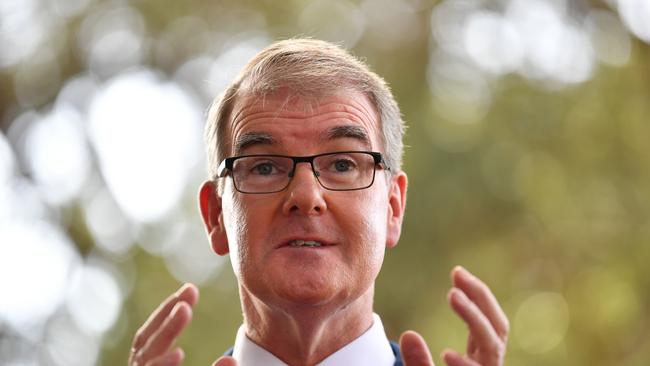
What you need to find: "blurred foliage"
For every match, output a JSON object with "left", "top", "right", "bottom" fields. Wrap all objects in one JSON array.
[{"left": 1, "top": 0, "right": 649, "bottom": 365}]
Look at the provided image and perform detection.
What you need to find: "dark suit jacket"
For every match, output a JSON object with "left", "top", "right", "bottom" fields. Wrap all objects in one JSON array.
[{"left": 225, "top": 341, "right": 403, "bottom": 365}]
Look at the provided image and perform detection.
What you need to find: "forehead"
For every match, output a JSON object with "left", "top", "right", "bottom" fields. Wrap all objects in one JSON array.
[{"left": 228, "top": 90, "right": 382, "bottom": 154}]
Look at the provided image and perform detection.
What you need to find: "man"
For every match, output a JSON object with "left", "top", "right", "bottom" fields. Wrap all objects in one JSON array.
[{"left": 128, "top": 39, "right": 508, "bottom": 366}]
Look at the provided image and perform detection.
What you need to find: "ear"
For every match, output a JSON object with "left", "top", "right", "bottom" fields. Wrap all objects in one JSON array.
[
  {"left": 386, "top": 171, "right": 407, "bottom": 249},
  {"left": 199, "top": 181, "right": 230, "bottom": 255}
]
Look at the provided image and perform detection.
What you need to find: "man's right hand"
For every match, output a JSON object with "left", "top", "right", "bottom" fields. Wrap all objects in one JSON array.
[{"left": 128, "top": 283, "right": 199, "bottom": 366}]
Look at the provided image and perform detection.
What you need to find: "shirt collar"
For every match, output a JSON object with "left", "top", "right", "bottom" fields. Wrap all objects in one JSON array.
[{"left": 232, "top": 313, "right": 396, "bottom": 366}]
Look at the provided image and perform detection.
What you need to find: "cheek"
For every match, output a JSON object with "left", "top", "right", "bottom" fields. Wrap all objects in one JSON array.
[
  {"left": 222, "top": 192, "right": 249, "bottom": 278},
  {"left": 223, "top": 193, "right": 278, "bottom": 279},
  {"left": 337, "top": 192, "right": 388, "bottom": 268},
  {"left": 344, "top": 214, "right": 387, "bottom": 292},
  {"left": 361, "top": 190, "right": 390, "bottom": 241}
]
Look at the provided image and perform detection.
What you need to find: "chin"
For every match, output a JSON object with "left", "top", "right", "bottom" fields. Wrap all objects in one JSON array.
[{"left": 272, "top": 274, "right": 342, "bottom": 308}]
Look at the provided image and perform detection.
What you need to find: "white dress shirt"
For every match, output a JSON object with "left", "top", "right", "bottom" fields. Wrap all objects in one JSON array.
[{"left": 231, "top": 313, "right": 396, "bottom": 366}]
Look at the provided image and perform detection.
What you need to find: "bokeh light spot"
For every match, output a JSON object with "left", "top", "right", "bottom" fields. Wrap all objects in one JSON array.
[
  {"left": 617, "top": 0, "right": 650, "bottom": 43},
  {"left": 88, "top": 69, "right": 202, "bottom": 223},
  {"left": 0, "top": 132, "right": 16, "bottom": 184},
  {"left": 66, "top": 263, "right": 123, "bottom": 335},
  {"left": 428, "top": 52, "right": 492, "bottom": 125},
  {"left": 568, "top": 267, "right": 641, "bottom": 339},
  {"left": 44, "top": 312, "right": 100, "bottom": 366},
  {"left": 514, "top": 291, "right": 569, "bottom": 354},
  {"left": 78, "top": 4, "right": 146, "bottom": 76},
  {"left": 22, "top": 104, "right": 91, "bottom": 205},
  {"left": 0, "top": 0, "right": 47, "bottom": 68},
  {"left": 463, "top": 11, "right": 524, "bottom": 75},
  {"left": 163, "top": 217, "right": 225, "bottom": 285},
  {"left": 206, "top": 39, "right": 269, "bottom": 99},
  {"left": 82, "top": 187, "right": 135, "bottom": 256},
  {"left": 0, "top": 220, "right": 80, "bottom": 331},
  {"left": 585, "top": 10, "right": 631, "bottom": 67}
]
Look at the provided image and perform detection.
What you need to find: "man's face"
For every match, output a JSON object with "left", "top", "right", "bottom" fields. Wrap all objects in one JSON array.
[{"left": 201, "top": 91, "right": 407, "bottom": 311}]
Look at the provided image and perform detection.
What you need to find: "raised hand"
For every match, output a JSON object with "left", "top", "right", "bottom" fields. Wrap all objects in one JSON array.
[
  {"left": 400, "top": 266, "right": 509, "bottom": 366},
  {"left": 128, "top": 283, "right": 199, "bottom": 366}
]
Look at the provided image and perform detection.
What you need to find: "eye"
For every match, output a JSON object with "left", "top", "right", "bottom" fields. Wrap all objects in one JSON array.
[
  {"left": 252, "top": 162, "right": 277, "bottom": 175},
  {"left": 332, "top": 159, "right": 356, "bottom": 172}
]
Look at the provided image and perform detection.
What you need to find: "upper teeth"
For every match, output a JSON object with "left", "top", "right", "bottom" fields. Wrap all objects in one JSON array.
[{"left": 290, "top": 240, "right": 322, "bottom": 247}]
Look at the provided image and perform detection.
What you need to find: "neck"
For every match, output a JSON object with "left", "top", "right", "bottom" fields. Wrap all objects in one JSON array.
[{"left": 239, "top": 285, "right": 375, "bottom": 366}]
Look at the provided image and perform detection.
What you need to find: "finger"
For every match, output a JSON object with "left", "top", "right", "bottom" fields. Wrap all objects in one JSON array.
[
  {"left": 137, "top": 302, "right": 193, "bottom": 364},
  {"left": 466, "top": 333, "right": 477, "bottom": 355},
  {"left": 212, "top": 356, "right": 238, "bottom": 366},
  {"left": 399, "top": 330, "right": 435, "bottom": 366},
  {"left": 441, "top": 349, "right": 480, "bottom": 366},
  {"left": 452, "top": 267, "right": 509, "bottom": 340},
  {"left": 133, "top": 283, "right": 199, "bottom": 350},
  {"left": 146, "top": 348, "right": 184, "bottom": 366},
  {"left": 448, "top": 288, "right": 500, "bottom": 351}
]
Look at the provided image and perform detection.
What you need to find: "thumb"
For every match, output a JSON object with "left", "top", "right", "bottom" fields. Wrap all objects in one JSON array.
[
  {"left": 400, "top": 330, "right": 435, "bottom": 366},
  {"left": 212, "top": 356, "right": 238, "bottom": 366}
]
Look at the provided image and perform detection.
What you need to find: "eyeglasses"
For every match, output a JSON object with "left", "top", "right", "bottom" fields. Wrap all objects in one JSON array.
[{"left": 216, "top": 151, "right": 390, "bottom": 194}]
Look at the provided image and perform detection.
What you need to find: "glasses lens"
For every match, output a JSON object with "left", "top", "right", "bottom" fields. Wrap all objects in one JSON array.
[
  {"left": 313, "top": 152, "right": 376, "bottom": 190},
  {"left": 232, "top": 156, "right": 293, "bottom": 193}
]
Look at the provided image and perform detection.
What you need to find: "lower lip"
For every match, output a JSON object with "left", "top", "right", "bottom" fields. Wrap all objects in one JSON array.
[
  {"left": 283, "top": 245, "right": 331, "bottom": 249},
  {"left": 278, "top": 244, "right": 335, "bottom": 251}
]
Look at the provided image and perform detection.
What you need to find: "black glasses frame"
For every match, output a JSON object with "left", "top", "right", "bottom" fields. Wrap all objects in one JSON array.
[{"left": 216, "top": 151, "right": 391, "bottom": 194}]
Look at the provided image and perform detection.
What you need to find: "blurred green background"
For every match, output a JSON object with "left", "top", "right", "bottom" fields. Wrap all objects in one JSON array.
[{"left": 1, "top": 0, "right": 649, "bottom": 365}]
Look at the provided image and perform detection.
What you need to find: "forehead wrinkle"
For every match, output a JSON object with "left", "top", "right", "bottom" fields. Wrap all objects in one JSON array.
[
  {"left": 312, "top": 98, "right": 381, "bottom": 143},
  {"left": 229, "top": 93, "right": 381, "bottom": 154},
  {"left": 316, "top": 98, "right": 378, "bottom": 126},
  {"left": 230, "top": 106, "right": 284, "bottom": 155},
  {"left": 320, "top": 98, "right": 382, "bottom": 151}
]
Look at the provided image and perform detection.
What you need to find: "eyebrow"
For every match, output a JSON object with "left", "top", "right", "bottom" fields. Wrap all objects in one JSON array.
[
  {"left": 234, "top": 132, "right": 277, "bottom": 154},
  {"left": 322, "top": 125, "right": 371, "bottom": 147},
  {"left": 234, "top": 125, "right": 371, "bottom": 155}
]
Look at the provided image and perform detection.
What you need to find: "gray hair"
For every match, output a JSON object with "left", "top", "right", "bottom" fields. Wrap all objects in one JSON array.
[{"left": 204, "top": 38, "right": 405, "bottom": 180}]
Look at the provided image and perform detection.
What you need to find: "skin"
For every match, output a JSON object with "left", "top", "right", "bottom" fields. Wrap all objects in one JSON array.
[{"left": 128, "top": 92, "right": 508, "bottom": 366}]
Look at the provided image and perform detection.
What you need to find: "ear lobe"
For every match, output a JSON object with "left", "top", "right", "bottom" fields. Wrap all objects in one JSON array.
[
  {"left": 199, "top": 181, "right": 230, "bottom": 255},
  {"left": 386, "top": 172, "right": 407, "bottom": 249}
]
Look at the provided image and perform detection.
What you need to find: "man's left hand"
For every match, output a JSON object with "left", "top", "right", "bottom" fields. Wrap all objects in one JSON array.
[{"left": 400, "top": 266, "right": 509, "bottom": 366}]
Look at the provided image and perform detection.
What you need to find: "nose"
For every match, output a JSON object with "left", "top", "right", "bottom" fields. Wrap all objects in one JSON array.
[{"left": 282, "top": 162, "right": 327, "bottom": 216}]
